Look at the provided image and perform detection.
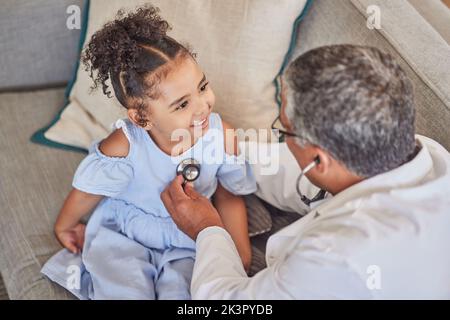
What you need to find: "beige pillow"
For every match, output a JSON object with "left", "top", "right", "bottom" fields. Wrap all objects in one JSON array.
[{"left": 42, "top": 0, "right": 309, "bottom": 149}]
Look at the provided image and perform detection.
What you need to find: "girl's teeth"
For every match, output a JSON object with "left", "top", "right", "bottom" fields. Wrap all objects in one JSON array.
[{"left": 193, "top": 119, "right": 206, "bottom": 126}]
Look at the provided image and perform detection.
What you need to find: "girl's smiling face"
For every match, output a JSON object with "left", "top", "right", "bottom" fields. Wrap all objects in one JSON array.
[{"left": 128, "top": 56, "right": 215, "bottom": 152}]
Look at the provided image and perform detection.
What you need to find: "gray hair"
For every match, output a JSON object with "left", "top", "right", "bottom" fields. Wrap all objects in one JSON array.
[{"left": 284, "top": 45, "right": 416, "bottom": 178}]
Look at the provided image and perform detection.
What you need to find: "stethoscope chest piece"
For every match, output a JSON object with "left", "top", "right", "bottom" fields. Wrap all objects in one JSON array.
[{"left": 176, "top": 158, "right": 201, "bottom": 183}]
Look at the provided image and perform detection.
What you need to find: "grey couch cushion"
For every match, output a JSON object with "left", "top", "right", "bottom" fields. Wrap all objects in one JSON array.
[
  {"left": 0, "top": 0, "right": 84, "bottom": 91},
  {"left": 0, "top": 274, "right": 8, "bottom": 300},
  {"left": 0, "top": 88, "right": 83, "bottom": 299}
]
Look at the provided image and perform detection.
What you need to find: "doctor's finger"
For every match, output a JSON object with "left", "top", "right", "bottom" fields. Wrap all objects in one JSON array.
[
  {"left": 184, "top": 184, "right": 201, "bottom": 200},
  {"left": 168, "top": 175, "right": 191, "bottom": 202}
]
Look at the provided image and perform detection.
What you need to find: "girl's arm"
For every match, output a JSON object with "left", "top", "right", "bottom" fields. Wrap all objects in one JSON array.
[
  {"left": 212, "top": 184, "right": 252, "bottom": 273},
  {"left": 211, "top": 120, "right": 252, "bottom": 272},
  {"left": 54, "top": 188, "right": 104, "bottom": 254},
  {"left": 55, "top": 129, "right": 129, "bottom": 253}
]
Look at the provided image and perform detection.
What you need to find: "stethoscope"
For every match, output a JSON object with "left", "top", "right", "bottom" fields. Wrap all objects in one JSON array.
[
  {"left": 176, "top": 158, "right": 201, "bottom": 186},
  {"left": 296, "top": 156, "right": 327, "bottom": 206}
]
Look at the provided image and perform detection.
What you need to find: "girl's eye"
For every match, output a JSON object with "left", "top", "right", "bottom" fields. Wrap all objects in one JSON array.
[
  {"left": 200, "top": 82, "right": 209, "bottom": 92},
  {"left": 175, "top": 101, "right": 189, "bottom": 111}
]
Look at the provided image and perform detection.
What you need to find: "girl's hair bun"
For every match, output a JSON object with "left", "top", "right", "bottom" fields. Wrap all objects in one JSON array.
[{"left": 81, "top": 4, "right": 188, "bottom": 108}]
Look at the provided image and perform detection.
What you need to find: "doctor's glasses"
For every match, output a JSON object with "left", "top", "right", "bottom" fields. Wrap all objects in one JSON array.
[{"left": 271, "top": 115, "right": 298, "bottom": 141}]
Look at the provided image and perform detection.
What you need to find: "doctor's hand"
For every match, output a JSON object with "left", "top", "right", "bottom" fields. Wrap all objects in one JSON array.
[{"left": 161, "top": 175, "right": 225, "bottom": 240}]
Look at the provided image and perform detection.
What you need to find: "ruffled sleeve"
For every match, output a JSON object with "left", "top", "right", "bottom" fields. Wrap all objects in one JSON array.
[
  {"left": 217, "top": 151, "right": 257, "bottom": 196},
  {"left": 72, "top": 142, "right": 134, "bottom": 197}
]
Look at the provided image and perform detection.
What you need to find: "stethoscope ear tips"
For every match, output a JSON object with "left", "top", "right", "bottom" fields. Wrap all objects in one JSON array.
[
  {"left": 176, "top": 158, "right": 201, "bottom": 183},
  {"left": 314, "top": 155, "right": 320, "bottom": 165}
]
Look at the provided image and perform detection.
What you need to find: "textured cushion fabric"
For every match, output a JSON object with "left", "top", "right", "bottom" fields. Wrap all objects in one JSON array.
[
  {"left": 0, "top": 88, "right": 82, "bottom": 299},
  {"left": 0, "top": 0, "right": 85, "bottom": 91},
  {"left": 350, "top": 0, "right": 450, "bottom": 112},
  {"left": 41, "top": 0, "right": 310, "bottom": 150},
  {"left": 408, "top": 0, "right": 450, "bottom": 45},
  {"left": 0, "top": 275, "right": 8, "bottom": 300},
  {"left": 245, "top": 195, "right": 272, "bottom": 237},
  {"left": 293, "top": 0, "right": 450, "bottom": 151},
  {"left": 250, "top": 202, "right": 302, "bottom": 265}
]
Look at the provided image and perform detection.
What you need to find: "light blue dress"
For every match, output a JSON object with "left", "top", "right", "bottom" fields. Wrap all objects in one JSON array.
[{"left": 41, "top": 112, "right": 256, "bottom": 299}]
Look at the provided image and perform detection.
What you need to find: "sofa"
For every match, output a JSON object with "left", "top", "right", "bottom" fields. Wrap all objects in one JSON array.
[{"left": 1, "top": 0, "right": 449, "bottom": 300}]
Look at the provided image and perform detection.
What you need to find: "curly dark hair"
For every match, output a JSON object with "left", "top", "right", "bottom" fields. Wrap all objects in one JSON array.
[{"left": 81, "top": 4, "right": 193, "bottom": 126}]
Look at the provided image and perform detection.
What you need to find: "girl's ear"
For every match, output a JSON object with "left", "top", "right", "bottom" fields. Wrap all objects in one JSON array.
[
  {"left": 127, "top": 109, "right": 153, "bottom": 129},
  {"left": 127, "top": 108, "right": 139, "bottom": 126}
]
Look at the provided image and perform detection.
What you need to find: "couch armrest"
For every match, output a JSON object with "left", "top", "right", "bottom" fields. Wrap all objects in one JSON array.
[{"left": 351, "top": 0, "right": 450, "bottom": 112}]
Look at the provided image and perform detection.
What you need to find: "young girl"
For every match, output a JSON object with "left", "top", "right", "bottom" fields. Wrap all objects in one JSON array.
[{"left": 41, "top": 5, "right": 256, "bottom": 300}]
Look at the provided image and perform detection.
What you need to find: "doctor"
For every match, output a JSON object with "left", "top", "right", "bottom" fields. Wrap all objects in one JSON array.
[{"left": 161, "top": 45, "right": 450, "bottom": 299}]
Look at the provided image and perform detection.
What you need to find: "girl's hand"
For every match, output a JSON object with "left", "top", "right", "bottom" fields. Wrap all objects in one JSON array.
[{"left": 55, "top": 223, "right": 86, "bottom": 254}]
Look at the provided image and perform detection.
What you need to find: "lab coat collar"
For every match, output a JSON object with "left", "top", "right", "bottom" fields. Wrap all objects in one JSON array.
[{"left": 313, "top": 136, "right": 433, "bottom": 215}]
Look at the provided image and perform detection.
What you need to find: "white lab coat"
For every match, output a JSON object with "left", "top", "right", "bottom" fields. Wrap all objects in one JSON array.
[{"left": 191, "top": 135, "right": 450, "bottom": 299}]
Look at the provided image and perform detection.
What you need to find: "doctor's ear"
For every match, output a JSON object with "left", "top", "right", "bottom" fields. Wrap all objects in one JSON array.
[{"left": 312, "top": 149, "right": 331, "bottom": 174}]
